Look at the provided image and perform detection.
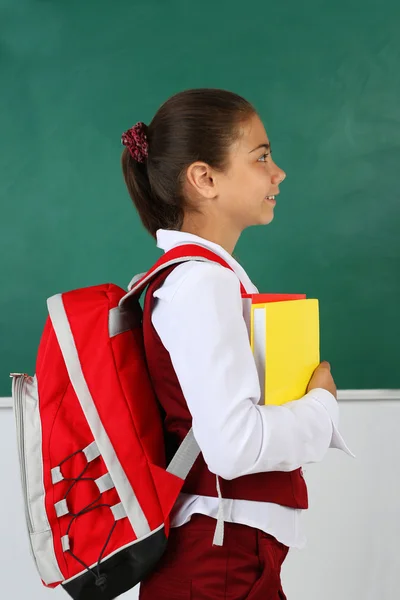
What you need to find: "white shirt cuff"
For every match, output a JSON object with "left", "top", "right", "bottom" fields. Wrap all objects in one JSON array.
[{"left": 305, "top": 388, "right": 355, "bottom": 458}]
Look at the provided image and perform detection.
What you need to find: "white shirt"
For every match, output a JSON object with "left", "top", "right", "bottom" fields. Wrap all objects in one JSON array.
[{"left": 150, "top": 228, "right": 352, "bottom": 549}]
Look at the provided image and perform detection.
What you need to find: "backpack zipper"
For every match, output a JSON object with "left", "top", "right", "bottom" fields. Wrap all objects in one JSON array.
[{"left": 11, "top": 373, "right": 34, "bottom": 533}]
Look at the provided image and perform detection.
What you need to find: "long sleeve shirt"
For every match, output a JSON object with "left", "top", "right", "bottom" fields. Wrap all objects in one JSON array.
[{"left": 150, "top": 229, "right": 353, "bottom": 548}]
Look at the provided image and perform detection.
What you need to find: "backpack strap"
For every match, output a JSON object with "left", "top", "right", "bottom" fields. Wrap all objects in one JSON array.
[{"left": 119, "top": 243, "right": 248, "bottom": 308}]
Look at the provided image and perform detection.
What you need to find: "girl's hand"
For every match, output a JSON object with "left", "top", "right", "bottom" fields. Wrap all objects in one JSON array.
[{"left": 307, "top": 361, "right": 337, "bottom": 399}]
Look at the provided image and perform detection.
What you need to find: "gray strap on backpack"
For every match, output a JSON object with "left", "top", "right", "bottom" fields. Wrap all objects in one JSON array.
[
  {"left": 166, "top": 429, "right": 225, "bottom": 546},
  {"left": 166, "top": 428, "right": 200, "bottom": 479}
]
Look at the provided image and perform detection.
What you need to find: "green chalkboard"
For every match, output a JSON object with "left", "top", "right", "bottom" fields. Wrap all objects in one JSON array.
[{"left": 1, "top": 0, "right": 399, "bottom": 396}]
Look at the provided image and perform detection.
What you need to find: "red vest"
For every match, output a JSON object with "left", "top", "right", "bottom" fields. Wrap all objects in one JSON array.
[{"left": 142, "top": 265, "right": 308, "bottom": 509}]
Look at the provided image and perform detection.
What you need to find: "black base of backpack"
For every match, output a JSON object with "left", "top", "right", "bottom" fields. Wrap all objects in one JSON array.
[{"left": 62, "top": 527, "right": 167, "bottom": 600}]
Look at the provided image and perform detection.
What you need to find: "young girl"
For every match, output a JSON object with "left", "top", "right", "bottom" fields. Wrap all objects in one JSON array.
[{"left": 121, "top": 89, "right": 351, "bottom": 600}]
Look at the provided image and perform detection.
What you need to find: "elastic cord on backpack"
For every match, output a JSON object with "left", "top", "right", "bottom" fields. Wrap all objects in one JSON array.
[{"left": 55, "top": 447, "right": 119, "bottom": 589}]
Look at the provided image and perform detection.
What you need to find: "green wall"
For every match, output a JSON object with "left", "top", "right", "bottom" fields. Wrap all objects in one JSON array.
[{"left": 1, "top": 0, "right": 399, "bottom": 395}]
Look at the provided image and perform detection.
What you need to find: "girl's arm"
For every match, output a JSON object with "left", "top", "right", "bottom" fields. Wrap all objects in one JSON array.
[{"left": 152, "top": 261, "right": 352, "bottom": 481}]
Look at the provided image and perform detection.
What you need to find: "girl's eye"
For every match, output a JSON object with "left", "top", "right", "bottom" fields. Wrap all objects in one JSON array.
[{"left": 258, "top": 152, "right": 270, "bottom": 162}]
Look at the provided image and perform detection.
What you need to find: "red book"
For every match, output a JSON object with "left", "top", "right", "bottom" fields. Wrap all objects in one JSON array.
[
  {"left": 242, "top": 293, "right": 306, "bottom": 302},
  {"left": 242, "top": 294, "right": 306, "bottom": 333}
]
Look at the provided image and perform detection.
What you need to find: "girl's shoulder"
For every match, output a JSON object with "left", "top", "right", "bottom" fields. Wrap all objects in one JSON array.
[{"left": 153, "top": 259, "right": 240, "bottom": 304}]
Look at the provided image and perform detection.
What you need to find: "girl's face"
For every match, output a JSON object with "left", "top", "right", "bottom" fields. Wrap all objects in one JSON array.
[
  {"left": 183, "top": 112, "right": 286, "bottom": 251},
  {"left": 216, "top": 113, "right": 286, "bottom": 232}
]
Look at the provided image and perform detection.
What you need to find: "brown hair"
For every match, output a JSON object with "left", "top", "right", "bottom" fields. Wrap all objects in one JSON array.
[{"left": 121, "top": 88, "right": 255, "bottom": 238}]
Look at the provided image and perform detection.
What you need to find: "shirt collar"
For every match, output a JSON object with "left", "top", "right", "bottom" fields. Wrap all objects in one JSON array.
[{"left": 156, "top": 229, "right": 258, "bottom": 294}]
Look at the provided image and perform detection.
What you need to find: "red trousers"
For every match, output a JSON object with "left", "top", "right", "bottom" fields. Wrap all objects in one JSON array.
[{"left": 139, "top": 514, "right": 289, "bottom": 599}]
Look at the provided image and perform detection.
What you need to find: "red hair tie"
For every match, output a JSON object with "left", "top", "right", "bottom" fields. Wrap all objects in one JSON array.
[{"left": 121, "top": 122, "right": 149, "bottom": 163}]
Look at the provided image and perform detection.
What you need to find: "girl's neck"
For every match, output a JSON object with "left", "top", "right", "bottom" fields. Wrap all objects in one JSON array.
[{"left": 180, "top": 215, "right": 241, "bottom": 255}]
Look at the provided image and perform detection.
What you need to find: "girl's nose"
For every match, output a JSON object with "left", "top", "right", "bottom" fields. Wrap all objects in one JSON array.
[{"left": 272, "top": 168, "right": 286, "bottom": 184}]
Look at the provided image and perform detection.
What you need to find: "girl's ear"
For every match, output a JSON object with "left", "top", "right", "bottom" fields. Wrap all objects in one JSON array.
[{"left": 185, "top": 162, "right": 218, "bottom": 199}]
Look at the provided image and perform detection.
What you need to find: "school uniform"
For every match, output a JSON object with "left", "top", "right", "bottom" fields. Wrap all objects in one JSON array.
[{"left": 139, "top": 229, "right": 351, "bottom": 599}]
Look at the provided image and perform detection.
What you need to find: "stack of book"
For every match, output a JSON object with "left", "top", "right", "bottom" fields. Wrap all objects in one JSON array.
[{"left": 243, "top": 294, "right": 320, "bottom": 405}]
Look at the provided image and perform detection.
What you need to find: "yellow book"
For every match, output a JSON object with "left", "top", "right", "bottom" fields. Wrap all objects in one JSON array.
[{"left": 250, "top": 299, "right": 320, "bottom": 405}]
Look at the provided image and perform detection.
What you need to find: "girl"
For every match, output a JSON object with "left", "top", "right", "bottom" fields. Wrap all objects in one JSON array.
[{"left": 121, "top": 89, "right": 351, "bottom": 600}]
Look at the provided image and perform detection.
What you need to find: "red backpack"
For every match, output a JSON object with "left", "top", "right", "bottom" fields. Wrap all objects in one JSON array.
[{"left": 11, "top": 244, "right": 246, "bottom": 600}]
